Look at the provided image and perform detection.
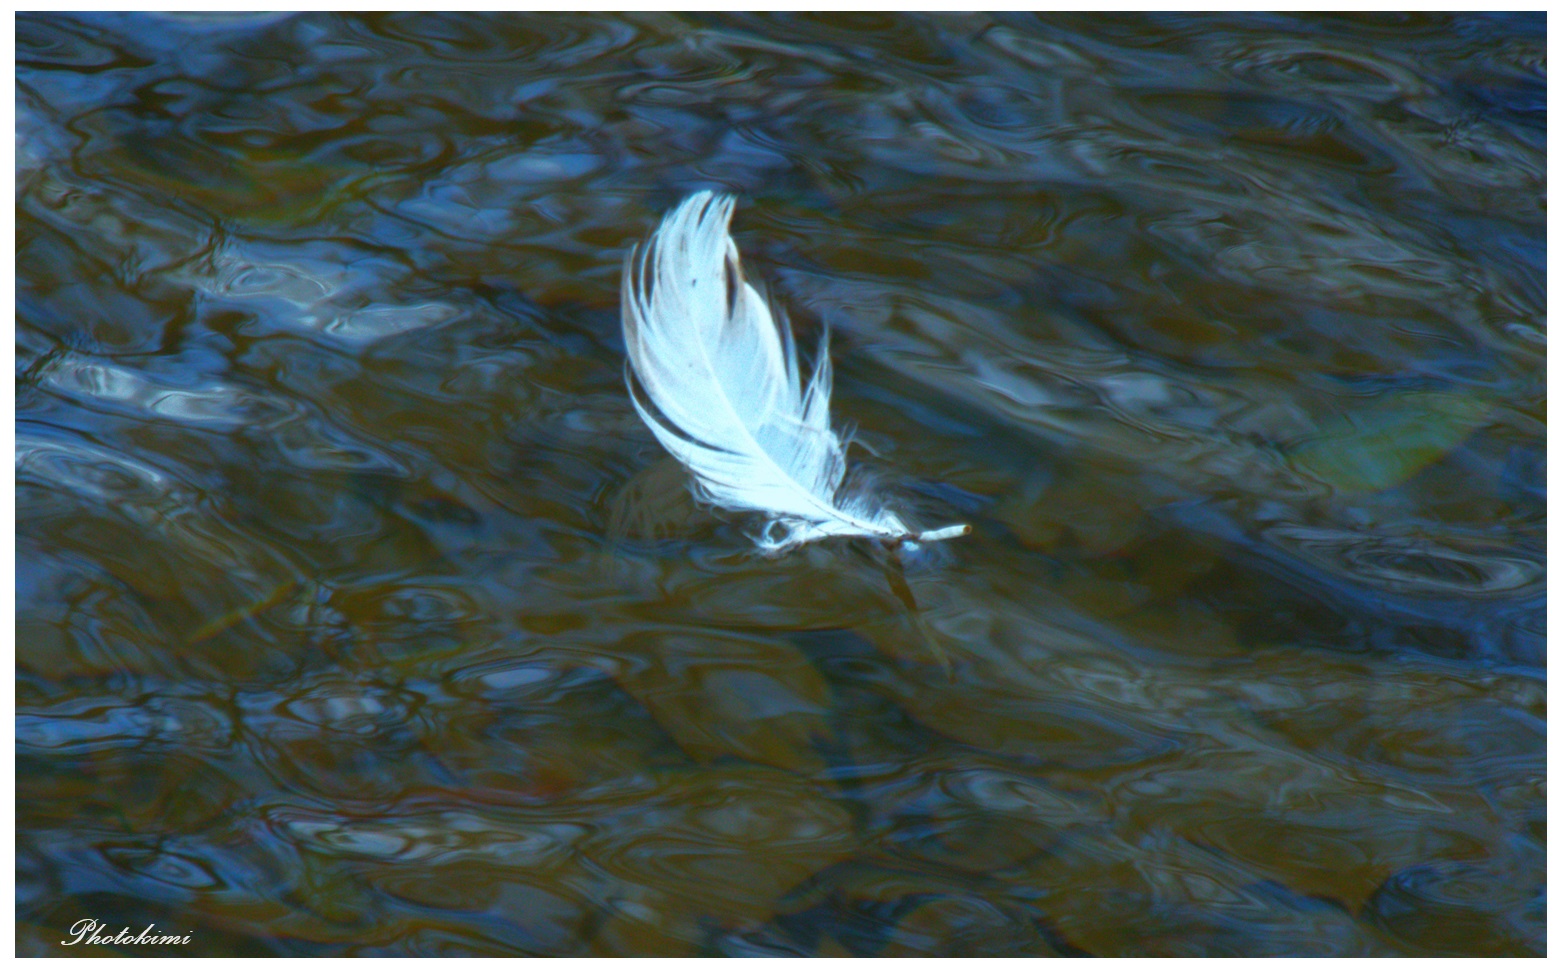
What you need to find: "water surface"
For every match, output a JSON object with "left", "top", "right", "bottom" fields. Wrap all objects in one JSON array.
[{"left": 17, "top": 12, "right": 1544, "bottom": 956}]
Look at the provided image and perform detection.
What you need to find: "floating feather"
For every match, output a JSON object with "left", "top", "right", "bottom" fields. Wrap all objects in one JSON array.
[{"left": 621, "top": 191, "right": 969, "bottom": 552}]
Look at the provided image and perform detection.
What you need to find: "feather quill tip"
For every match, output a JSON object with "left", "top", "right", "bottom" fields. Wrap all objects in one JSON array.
[{"left": 914, "top": 524, "right": 972, "bottom": 543}]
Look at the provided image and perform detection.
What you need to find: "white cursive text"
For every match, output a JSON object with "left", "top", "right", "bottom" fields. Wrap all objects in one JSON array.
[{"left": 61, "top": 919, "right": 192, "bottom": 946}]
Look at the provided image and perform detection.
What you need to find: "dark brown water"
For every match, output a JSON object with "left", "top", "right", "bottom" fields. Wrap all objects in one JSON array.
[{"left": 17, "top": 12, "right": 1544, "bottom": 956}]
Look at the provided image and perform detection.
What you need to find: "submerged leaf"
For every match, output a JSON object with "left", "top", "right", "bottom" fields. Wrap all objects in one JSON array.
[{"left": 1289, "top": 391, "right": 1496, "bottom": 493}]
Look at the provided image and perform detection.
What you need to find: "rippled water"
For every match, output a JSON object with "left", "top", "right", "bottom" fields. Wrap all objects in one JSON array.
[{"left": 16, "top": 12, "right": 1544, "bottom": 957}]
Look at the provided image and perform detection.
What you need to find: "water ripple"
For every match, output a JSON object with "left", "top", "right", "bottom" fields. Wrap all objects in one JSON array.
[{"left": 16, "top": 11, "right": 1543, "bottom": 958}]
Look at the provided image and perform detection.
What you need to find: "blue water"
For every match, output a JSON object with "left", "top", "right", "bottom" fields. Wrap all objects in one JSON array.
[{"left": 17, "top": 12, "right": 1544, "bottom": 956}]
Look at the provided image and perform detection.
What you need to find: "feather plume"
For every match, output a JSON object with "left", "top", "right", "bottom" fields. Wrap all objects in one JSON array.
[{"left": 621, "top": 191, "right": 969, "bottom": 552}]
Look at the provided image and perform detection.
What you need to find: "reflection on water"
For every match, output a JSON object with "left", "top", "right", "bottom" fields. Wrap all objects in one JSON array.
[{"left": 17, "top": 11, "right": 1543, "bottom": 956}]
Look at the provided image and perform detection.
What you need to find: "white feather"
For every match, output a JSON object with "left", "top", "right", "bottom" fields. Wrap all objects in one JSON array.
[{"left": 621, "top": 191, "right": 969, "bottom": 552}]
